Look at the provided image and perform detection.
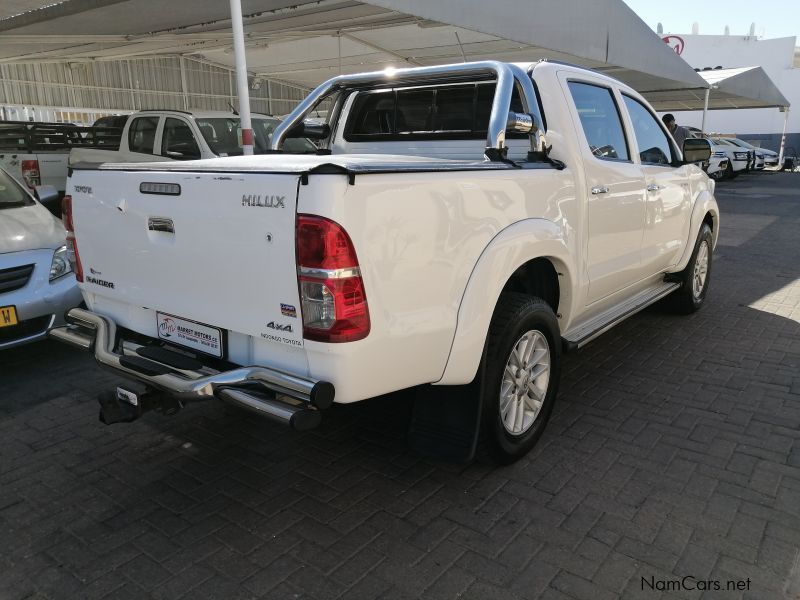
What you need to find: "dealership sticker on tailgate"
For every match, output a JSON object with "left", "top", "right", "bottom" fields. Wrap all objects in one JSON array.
[{"left": 156, "top": 312, "right": 223, "bottom": 358}]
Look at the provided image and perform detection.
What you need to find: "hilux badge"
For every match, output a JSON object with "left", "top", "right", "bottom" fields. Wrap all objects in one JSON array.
[{"left": 242, "top": 194, "right": 285, "bottom": 208}]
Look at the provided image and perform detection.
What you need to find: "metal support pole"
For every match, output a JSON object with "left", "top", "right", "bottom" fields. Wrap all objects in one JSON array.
[
  {"left": 700, "top": 88, "right": 710, "bottom": 135},
  {"left": 229, "top": 0, "right": 253, "bottom": 155},
  {"left": 778, "top": 107, "right": 789, "bottom": 166},
  {"left": 179, "top": 56, "right": 189, "bottom": 111},
  {"left": 126, "top": 60, "right": 136, "bottom": 110}
]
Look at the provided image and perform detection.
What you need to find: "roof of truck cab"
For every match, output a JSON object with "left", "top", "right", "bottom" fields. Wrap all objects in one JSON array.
[
  {"left": 525, "top": 60, "right": 642, "bottom": 92},
  {"left": 134, "top": 110, "right": 278, "bottom": 120}
]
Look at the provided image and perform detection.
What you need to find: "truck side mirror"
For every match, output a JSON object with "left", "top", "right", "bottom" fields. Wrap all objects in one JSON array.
[
  {"left": 286, "top": 122, "right": 331, "bottom": 140},
  {"left": 683, "top": 138, "right": 712, "bottom": 163},
  {"left": 34, "top": 185, "right": 59, "bottom": 205},
  {"left": 34, "top": 185, "right": 61, "bottom": 217}
]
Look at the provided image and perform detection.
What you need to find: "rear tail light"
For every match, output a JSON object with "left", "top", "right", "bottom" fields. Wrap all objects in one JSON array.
[
  {"left": 62, "top": 195, "right": 84, "bottom": 282},
  {"left": 21, "top": 159, "right": 40, "bottom": 189},
  {"left": 296, "top": 215, "right": 370, "bottom": 342}
]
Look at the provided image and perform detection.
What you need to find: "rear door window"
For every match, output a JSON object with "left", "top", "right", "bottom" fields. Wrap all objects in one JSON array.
[
  {"left": 621, "top": 95, "right": 674, "bottom": 165},
  {"left": 567, "top": 81, "right": 629, "bottom": 161},
  {"left": 127, "top": 116, "right": 159, "bottom": 154}
]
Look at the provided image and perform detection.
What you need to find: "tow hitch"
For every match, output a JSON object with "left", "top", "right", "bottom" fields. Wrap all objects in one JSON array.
[{"left": 97, "top": 387, "right": 182, "bottom": 425}]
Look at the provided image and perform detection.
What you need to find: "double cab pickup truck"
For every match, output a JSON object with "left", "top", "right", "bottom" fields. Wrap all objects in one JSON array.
[{"left": 52, "top": 60, "right": 718, "bottom": 463}]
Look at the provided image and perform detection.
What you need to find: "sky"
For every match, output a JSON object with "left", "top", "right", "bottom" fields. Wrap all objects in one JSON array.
[{"left": 622, "top": 0, "right": 800, "bottom": 40}]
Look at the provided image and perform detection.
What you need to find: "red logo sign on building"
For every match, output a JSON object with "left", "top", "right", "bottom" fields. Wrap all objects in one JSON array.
[{"left": 662, "top": 35, "right": 685, "bottom": 55}]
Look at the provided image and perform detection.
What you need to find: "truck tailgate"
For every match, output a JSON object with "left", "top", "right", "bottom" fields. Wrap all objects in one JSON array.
[{"left": 71, "top": 169, "right": 304, "bottom": 353}]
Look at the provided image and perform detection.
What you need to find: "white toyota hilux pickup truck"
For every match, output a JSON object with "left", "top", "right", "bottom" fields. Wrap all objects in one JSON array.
[{"left": 51, "top": 61, "right": 718, "bottom": 463}]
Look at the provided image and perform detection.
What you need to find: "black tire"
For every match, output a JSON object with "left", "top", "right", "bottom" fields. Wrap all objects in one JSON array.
[
  {"left": 724, "top": 161, "right": 735, "bottom": 180},
  {"left": 481, "top": 293, "right": 561, "bottom": 464},
  {"left": 709, "top": 165, "right": 725, "bottom": 181},
  {"left": 668, "top": 223, "right": 713, "bottom": 314}
]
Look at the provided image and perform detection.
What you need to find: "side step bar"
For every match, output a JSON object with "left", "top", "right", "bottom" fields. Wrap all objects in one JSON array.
[
  {"left": 50, "top": 308, "right": 334, "bottom": 430},
  {"left": 562, "top": 281, "right": 680, "bottom": 351}
]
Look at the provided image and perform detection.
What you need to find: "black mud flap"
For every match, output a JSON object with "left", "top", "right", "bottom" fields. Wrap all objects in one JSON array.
[{"left": 408, "top": 377, "right": 483, "bottom": 463}]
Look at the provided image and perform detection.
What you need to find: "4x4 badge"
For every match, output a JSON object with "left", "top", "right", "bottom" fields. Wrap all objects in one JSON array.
[{"left": 266, "top": 321, "right": 292, "bottom": 332}]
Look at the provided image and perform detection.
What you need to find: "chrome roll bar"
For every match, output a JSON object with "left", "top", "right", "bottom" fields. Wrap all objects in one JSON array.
[{"left": 270, "top": 61, "right": 545, "bottom": 161}]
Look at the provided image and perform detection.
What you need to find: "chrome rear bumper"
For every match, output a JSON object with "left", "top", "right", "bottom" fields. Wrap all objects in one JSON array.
[{"left": 49, "top": 308, "right": 333, "bottom": 429}]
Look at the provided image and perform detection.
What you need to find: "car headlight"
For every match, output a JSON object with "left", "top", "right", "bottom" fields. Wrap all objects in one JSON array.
[
  {"left": 734, "top": 152, "right": 749, "bottom": 160},
  {"left": 50, "top": 245, "right": 73, "bottom": 281},
  {"left": 713, "top": 151, "right": 726, "bottom": 157}
]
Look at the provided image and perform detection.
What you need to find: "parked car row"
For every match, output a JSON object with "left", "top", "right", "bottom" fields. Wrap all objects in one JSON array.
[
  {"left": 0, "top": 111, "right": 318, "bottom": 209},
  {"left": 683, "top": 126, "right": 780, "bottom": 181},
  {"left": 69, "top": 109, "right": 317, "bottom": 166}
]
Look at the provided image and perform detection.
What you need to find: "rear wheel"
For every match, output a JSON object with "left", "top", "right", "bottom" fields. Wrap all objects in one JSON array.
[
  {"left": 481, "top": 293, "right": 561, "bottom": 464},
  {"left": 724, "top": 161, "right": 735, "bottom": 179}
]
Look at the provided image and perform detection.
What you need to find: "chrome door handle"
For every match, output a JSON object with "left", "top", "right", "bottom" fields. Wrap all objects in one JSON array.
[
  {"left": 591, "top": 186, "right": 609, "bottom": 195},
  {"left": 646, "top": 184, "right": 663, "bottom": 192}
]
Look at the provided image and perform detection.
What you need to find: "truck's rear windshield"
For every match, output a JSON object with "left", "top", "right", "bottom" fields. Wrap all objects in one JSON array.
[
  {"left": 344, "top": 81, "right": 529, "bottom": 142},
  {"left": 196, "top": 118, "right": 317, "bottom": 155},
  {"left": 0, "top": 169, "right": 34, "bottom": 209}
]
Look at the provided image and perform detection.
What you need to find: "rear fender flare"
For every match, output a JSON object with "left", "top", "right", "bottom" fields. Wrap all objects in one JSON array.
[
  {"left": 673, "top": 189, "right": 719, "bottom": 272},
  {"left": 436, "top": 218, "right": 575, "bottom": 386}
]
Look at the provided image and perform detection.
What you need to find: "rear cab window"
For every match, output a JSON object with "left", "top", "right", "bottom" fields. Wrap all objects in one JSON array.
[
  {"left": 567, "top": 81, "right": 630, "bottom": 161},
  {"left": 344, "top": 81, "right": 533, "bottom": 142}
]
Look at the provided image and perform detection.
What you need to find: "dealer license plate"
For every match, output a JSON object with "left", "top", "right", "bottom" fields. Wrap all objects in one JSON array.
[
  {"left": 156, "top": 312, "right": 223, "bottom": 358},
  {"left": 0, "top": 306, "right": 18, "bottom": 328}
]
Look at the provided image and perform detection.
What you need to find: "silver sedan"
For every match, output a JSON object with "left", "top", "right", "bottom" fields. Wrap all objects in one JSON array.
[{"left": 0, "top": 168, "right": 82, "bottom": 349}]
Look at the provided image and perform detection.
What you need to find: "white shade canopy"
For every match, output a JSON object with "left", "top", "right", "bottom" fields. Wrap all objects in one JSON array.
[
  {"left": 1, "top": 0, "right": 789, "bottom": 115},
  {"left": 0, "top": 0, "right": 708, "bottom": 93},
  {"left": 645, "top": 66, "right": 790, "bottom": 111}
]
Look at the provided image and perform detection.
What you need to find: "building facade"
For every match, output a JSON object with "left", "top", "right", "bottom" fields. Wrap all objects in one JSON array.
[{"left": 661, "top": 33, "right": 799, "bottom": 154}]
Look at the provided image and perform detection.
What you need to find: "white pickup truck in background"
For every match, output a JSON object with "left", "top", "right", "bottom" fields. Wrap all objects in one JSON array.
[
  {"left": 52, "top": 60, "right": 718, "bottom": 463},
  {"left": 69, "top": 109, "right": 317, "bottom": 165},
  {"left": 0, "top": 122, "right": 80, "bottom": 210}
]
